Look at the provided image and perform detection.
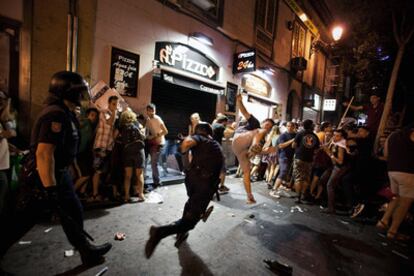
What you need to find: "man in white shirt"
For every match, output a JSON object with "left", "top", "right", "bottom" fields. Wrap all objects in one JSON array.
[
  {"left": 0, "top": 92, "right": 16, "bottom": 216},
  {"left": 145, "top": 103, "right": 168, "bottom": 188}
]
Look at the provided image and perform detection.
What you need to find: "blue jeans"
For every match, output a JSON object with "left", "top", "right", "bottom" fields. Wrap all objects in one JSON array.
[
  {"left": 160, "top": 140, "right": 178, "bottom": 170},
  {"left": 150, "top": 145, "right": 162, "bottom": 185}
]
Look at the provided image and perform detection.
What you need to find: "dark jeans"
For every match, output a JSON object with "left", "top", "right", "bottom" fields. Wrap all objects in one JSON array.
[
  {"left": 342, "top": 171, "right": 357, "bottom": 208},
  {"left": 327, "top": 166, "right": 349, "bottom": 212},
  {"left": 0, "top": 170, "right": 86, "bottom": 257},
  {"left": 155, "top": 173, "right": 218, "bottom": 238},
  {"left": 0, "top": 170, "right": 8, "bottom": 218}
]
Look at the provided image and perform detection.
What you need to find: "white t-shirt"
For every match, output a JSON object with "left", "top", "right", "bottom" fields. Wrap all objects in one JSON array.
[
  {"left": 0, "top": 121, "right": 13, "bottom": 170},
  {"left": 146, "top": 114, "right": 166, "bottom": 145}
]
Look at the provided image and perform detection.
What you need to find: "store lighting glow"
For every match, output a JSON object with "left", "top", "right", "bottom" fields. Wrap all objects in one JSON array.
[
  {"left": 189, "top": 32, "right": 214, "bottom": 46},
  {"left": 332, "top": 26, "right": 344, "bottom": 41},
  {"left": 299, "top": 13, "right": 308, "bottom": 22},
  {"left": 260, "top": 66, "right": 275, "bottom": 76}
]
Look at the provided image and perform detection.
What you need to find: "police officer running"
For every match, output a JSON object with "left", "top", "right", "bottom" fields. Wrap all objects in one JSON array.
[
  {"left": 0, "top": 71, "right": 112, "bottom": 266},
  {"left": 145, "top": 122, "right": 224, "bottom": 258}
]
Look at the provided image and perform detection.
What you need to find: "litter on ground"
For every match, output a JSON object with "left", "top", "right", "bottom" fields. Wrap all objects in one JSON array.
[
  {"left": 146, "top": 191, "right": 164, "bottom": 204},
  {"left": 64, "top": 249, "right": 74, "bottom": 257},
  {"left": 18, "top": 241, "right": 31, "bottom": 245}
]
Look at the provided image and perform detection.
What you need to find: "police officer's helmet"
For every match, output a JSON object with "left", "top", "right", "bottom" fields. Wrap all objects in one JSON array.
[
  {"left": 49, "top": 71, "right": 89, "bottom": 106},
  {"left": 194, "top": 122, "right": 213, "bottom": 137}
]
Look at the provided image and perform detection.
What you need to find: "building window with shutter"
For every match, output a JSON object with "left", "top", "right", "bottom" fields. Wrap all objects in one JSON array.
[
  {"left": 291, "top": 20, "right": 306, "bottom": 58},
  {"left": 255, "top": 0, "right": 277, "bottom": 57}
]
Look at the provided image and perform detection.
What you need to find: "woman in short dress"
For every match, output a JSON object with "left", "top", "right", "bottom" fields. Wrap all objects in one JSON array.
[
  {"left": 120, "top": 109, "right": 146, "bottom": 203},
  {"left": 262, "top": 125, "right": 280, "bottom": 185}
]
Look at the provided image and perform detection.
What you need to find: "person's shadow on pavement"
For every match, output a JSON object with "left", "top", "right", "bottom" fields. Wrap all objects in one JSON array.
[
  {"left": 178, "top": 242, "right": 214, "bottom": 276},
  {"left": 54, "top": 259, "right": 105, "bottom": 276}
]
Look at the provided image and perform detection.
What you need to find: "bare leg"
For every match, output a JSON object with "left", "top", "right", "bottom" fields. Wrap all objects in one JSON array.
[
  {"left": 388, "top": 197, "right": 414, "bottom": 235},
  {"left": 112, "top": 185, "right": 119, "bottom": 199},
  {"left": 124, "top": 167, "right": 133, "bottom": 201},
  {"left": 380, "top": 196, "right": 398, "bottom": 226},
  {"left": 219, "top": 172, "right": 226, "bottom": 187},
  {"left": 74, "top": 176, "right": 89, "bottom": 191},
  {"left": 301, "top": 180, "right": 310, "bottom": 196},
  {"left": 271, "top": 164, "right": 279, "bottom": 182},
  {"left": 250, "top": 165, "right": 259, "bottom": 178},
  {"left": 92, "top": 172, "right": 101, "bottom": 197},
  {"left": 273, "top": 178, "right": 283, "bottom": 191},
  {"left": 267, "top": 163, "right": 276, "bottom": 183},
  {"left": 316, "top": 184, "right": 324, "bottom": 199},
  {"left": 242, "top": 166, "right": 255, "bottom": 204},
  {"left": 265, "top": 164, "right": 273, "bottom": 183},
  {"left": 310, "top": 175, "right": 319, "bottom": 197},
  {"left": 135, "top": 168, "right": 145, "bottom": 200},
  {"left": 294, "top": 181, "right": 302, "bottom": 194}
]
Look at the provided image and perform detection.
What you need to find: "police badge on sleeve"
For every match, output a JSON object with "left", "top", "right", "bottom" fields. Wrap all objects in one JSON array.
[{"left": 51, "top": 122, "right": 62, "bottom": 133}]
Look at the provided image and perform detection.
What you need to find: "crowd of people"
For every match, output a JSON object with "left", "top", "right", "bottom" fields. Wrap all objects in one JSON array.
[
  {"left": 231, "top": 94, "right": 413, "bottom": 241},
  {"left": 0, "top": 71, "right": 412, "bottom": 269},
  {"left": 70, "top": 99, "right": 233, "bottom": 204}
]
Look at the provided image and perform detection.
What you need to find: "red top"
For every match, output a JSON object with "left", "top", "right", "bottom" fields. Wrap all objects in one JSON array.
[{"left": 364, "top": 102, "right": 384, "bottom": 135}]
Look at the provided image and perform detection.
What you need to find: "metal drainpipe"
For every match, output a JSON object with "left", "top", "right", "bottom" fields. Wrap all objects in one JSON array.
[
  {"left": 66, "top": 0, "right": 78, "bottom": 72},
  {"left": 66, "top": 13, "right": 73, "bottom": 71},
  {"left": 72, "top": 15, "right": 78, "bottom": 72}
]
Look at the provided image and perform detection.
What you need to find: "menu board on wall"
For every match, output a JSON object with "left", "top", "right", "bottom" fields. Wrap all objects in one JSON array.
[
  {"left": 226, "top": 82, "right": 238, "bottom": 113},
  {"left": 109, "top": 47, "right": 139, "bottom": 97}
]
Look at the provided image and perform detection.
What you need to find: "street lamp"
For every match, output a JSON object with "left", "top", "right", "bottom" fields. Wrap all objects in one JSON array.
[
  {"left": 316, "top": 24, "right": 345, "bottom": 123},
  {"left": 311, "top": 24, "right": 344, "bottom": 55},
  {"left": 332, "top": 26, "right": 344, "bottom": 42}
]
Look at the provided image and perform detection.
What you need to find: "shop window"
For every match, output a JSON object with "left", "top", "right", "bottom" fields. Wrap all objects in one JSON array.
[
  {"left": 308, "top": 35, "right": 315, "bottom": 60},
  {"left": 291, "top": 20, "right": 306, "bottom": 58},
  {"left": 178, "top": 0, "right": 224, "bottom": 27},
  {"left": 255, "top": 0, "right": 277, "bottom": 57}
]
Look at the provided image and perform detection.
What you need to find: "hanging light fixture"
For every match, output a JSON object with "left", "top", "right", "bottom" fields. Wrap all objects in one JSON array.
[{"left": 189, "top": 32, "right": 214, "bottom": 46}]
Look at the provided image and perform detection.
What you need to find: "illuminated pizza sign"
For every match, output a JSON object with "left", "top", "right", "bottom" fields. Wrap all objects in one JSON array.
[
  {"left": 233, "top": 49, "right": 256, "bottom": 74},
  {"left": 154, "top": 42, "right": 220, "bottom": 81}
]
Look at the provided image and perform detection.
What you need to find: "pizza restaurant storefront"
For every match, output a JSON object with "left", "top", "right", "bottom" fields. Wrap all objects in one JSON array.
[
  {"left": 151, "top": 41, "right": 225, "bottom": 139},
  {"left": 149, "top": 41, "right": 241, "bottom": 168}
]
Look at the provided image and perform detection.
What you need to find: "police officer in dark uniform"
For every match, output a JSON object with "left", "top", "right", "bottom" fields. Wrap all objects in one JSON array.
[
  {"left": 145, "top": 122, "right": 224, "bottom": 258},
  {"left": 0, "top": 71, "right": 111, "bottom": 266}
]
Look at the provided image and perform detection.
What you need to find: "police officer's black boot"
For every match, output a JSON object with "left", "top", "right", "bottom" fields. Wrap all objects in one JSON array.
[
  {"left": 174, "top": 232, "right": 189, "bottom": 248},
  {"left": 78, "top": 240, "right": 112, "bottom": 266},
  {"left": 145, "top": 226, "right": 162, "bottom": 259},
  {"left": 145, "top": 223, "right": 182, "bottom": 258}
]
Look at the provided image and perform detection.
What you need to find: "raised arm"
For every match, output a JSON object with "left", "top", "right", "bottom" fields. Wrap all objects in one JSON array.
[
  {"left": 343, "top": 101, "right": 364, "bottom": 111},
  {"left": 236, "top": 94, "right": 251, "bottom": 120},
  {"left": 181, "top": 136, "right": 197, "bottom": 153}
]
